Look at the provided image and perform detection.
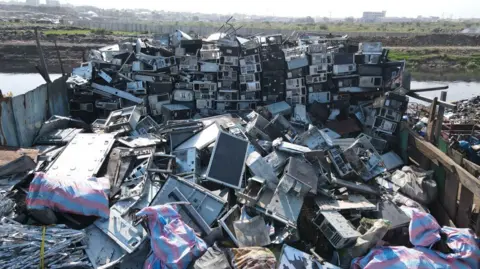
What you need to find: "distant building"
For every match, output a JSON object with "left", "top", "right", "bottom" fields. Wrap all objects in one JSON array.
[
  {"left": 362, "top": 11, "right": 386, "bottom": 22},
  {"left": 25, "top": 0, "right": 39, "bottom": 6},
  {"left": 46, "top": 0, "right": 60, "bottom": 6}
]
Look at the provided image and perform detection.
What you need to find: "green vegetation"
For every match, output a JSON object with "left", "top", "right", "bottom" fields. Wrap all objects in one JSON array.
[
  {"left": 4, "top": 19, "right": 480, "bottom": 34},
  {"left": 41, "top": 29, "right": 139, "bottom": 36},
  {"left": 389, "top": 48, "right": 480, "bottom": 70},
  {"left": 101, "top": 20, "right": 480, "bottom": 33}
]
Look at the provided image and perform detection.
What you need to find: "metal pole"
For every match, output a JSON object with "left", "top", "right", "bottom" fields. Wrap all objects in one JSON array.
[
  {"left": 407, "top": 92, "right": 455, "bottom": 109},
  {"left": 409, "top": 86, "right": 449, "bottom": 93},
  {"left": 435, "top": 91, "right": 448, "bottom": 144}
]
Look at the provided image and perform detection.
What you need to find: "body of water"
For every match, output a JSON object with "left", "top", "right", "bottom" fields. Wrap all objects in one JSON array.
[
  {"left": 0, "top": 73, "right": 479, "bottom": 102},
  {"left": 0, "top": 73, "right": 62, "bottom": 96},
  {"left": 410, "top": 81, "right": 480, "bottom": 102}
]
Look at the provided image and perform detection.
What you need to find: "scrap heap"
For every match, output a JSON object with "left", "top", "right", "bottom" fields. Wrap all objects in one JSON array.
[{"left": 1, "top": 29, "right": 479, "bottom": 269}]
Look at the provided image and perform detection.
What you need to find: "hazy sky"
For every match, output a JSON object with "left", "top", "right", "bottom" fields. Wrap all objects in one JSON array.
[{"left": 60, "top": 0, "right": 480, "bottom": 18}]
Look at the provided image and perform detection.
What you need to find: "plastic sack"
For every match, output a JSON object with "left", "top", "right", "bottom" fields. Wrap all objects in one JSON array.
[
  {"left": 227, "top": 247, "right": 276, "bottom": 269},
  {"left": 26, "top": 172, "right": 110, "bottom": 218},
  {"left": 391, "top": 166, "right": 437, "bottom": 205},
  {"left": 136, "top": 205, "right": 207, "bottom": 269},
  {"left": 352, "top": 209, "right": 480, "bottom": 269}
]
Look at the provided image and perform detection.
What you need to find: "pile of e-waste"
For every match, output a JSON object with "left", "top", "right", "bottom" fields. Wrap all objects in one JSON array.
[{"left": 0, "top": 29, "right": 478, "bottom": 269}]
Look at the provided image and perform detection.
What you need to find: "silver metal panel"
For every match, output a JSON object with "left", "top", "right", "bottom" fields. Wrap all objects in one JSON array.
[
  {"left": 278, "top": 245, "right": 341, "bottom": 269},
  {"left": 92, "top": 83, "right": 143, "bottom": 104},
  {"left": 265, "top": 190, "right": 303, "bottom": 227},
  {"left": 46, "top": 133, "right": 115, "bottom": 180},
  {"left": 175, "top": 123, "right": 219, "bottom": 151},
  {"left": 99, "top": 70, "right": 113, "bottom": 83},
  {"left": 85, "top": 225, "right": 126, "bottom": 268},
  {"left": 315, "top": 195, "right": 376, "bottom": 211},
  {"left": 151, "top": 176, "right": 227, "bottom": 232},
  {"left": 118, "top": 134, "right": 160, "bottom": 148}
]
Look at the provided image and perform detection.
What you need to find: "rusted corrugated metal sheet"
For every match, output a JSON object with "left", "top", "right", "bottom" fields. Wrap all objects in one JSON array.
[
  {"left": 0, "top": 97, "right": 19, "bottom": 147},
  {"left": 48, "top": 76, "right": 69, "bottom": 117},
  {"left": 12, "top": 84, "right": 48, "bottom": 147}
]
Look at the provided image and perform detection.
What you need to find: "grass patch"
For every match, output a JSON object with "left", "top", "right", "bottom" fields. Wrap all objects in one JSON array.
[
  {"left": 390, "top": 49, "right": 480, "bottom": 70},
  {"left": 42, "top": 29, "right": 139, "bottom": 36},
  {"left": 42, "top": 29, "right": 91, "bottom": 35}
]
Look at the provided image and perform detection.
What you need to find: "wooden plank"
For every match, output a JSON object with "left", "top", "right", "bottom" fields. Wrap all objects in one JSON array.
[
  {"left": 432, "top": 164, "right": 446, "bottom": 203},
  {"left": 456, "top": 186, "right": 474, "bottom": 228},
  {"left": 443, "top": 171, "right": 460, "bottom": 221},
  {"left": 449, "top": 148, "right": 464, "bottom": 166},
  {"left": 463, "top": 159, "right": 480, "bottom": 178},
  {"left": 476, "top": 213, "right": 480, "bottom": 237},
  {"left": 409, "top": 129, "right": 480, "bottom": 196},
  {"left": 434, "top": 91, "right": 447, "bottom": 144},
  {"left": 430, "top": 198, "right": 456, "bottom": 228}
]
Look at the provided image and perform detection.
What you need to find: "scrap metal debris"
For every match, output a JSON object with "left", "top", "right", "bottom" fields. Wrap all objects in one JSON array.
[{"left": 0, "top": 27, "right": 478, "bottom": 269}]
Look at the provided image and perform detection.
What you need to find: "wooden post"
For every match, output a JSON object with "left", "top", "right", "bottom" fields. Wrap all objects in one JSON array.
[
  {"left": 53, "top": 38, "right": 65, "bottom": 76},
  {"left": 425, "top": 97, "right": 438, "bottom": 143},
  {"left": 435, "top": 91, "right": 447, "bottom": 145},
  {"left": 34, "top": 27, "right": 51, "bottom": 83}
]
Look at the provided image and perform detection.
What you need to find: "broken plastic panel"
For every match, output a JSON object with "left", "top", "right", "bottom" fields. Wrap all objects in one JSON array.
[
  {"left": 146, "top": 153, "right": 176, "bottom": 174},
  {"left": 237, "top": 176, "right": 267, "bottom": 207},
  {"left": 233, "top": 215, "right": 271, "bottom": 247},
  {"left": 151, "top": 176, "right": 227, "bottom": 234}
]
